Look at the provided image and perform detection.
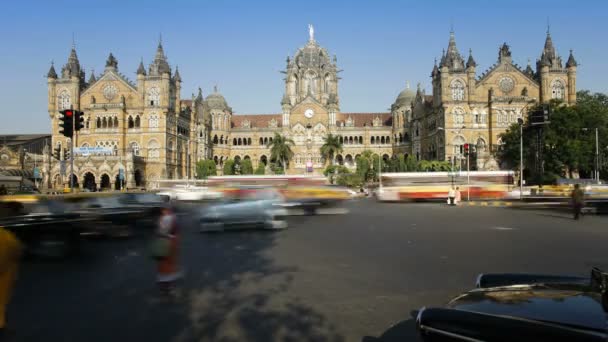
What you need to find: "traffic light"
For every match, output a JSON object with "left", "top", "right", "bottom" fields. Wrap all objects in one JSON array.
[
  {"left": 75, "top": 110, "right": 85, "bottom": 131},
  {"left": 529, "top": 105, "right": 551, "bottom": 126},
  {"left": 53, "top": 146, "right": 61, "bottom": 160},
  {"left": 464, "top": 143, "right": 470, "bottom": 156},
  {"left": 59, "top": 109, "right": 74, "bottom": 138},
  {"left": 63, "top": 148, "right": 70, "bottom": 161}
]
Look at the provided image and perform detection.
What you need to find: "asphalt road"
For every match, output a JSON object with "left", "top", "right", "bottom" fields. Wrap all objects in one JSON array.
[{"left": 8, "top": 199, "right": 608, "bottom": 342}]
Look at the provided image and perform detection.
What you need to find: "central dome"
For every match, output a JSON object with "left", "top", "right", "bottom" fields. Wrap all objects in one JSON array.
[
  {"left": 394, "top": 82, "right": 415, "bottom": 107},
  {"left": 205, "top": 88, "right": 230, "bottom": 111},
  {"left": 293, "top": 41, "right": 332, "bottom": 69}
]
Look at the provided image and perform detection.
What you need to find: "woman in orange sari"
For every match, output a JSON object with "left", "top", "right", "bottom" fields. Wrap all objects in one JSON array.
[
  {"left": 0, "top": 227, "right": 22, "bottom": 333},
  {"left": 156, "top": 207, "right": 181, "bottom": 295}
]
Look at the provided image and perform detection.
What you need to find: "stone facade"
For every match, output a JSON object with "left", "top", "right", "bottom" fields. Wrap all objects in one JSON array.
[
  {"left": 407, "top": 30, "right": 577, "bottom": 170},
  {"left": 46, "top": 42, "right": 196, "bottom": 190},
  {"left": 46, "top": 28, "right": 578, "bottom": 188}
]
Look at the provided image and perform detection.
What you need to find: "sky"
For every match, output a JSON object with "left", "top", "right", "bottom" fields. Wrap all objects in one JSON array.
[{"left": 0, "top": 0, "right": 606, "bottom": 134}]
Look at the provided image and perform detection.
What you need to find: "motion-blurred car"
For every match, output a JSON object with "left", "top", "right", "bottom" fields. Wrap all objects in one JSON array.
[
  {"left": 0, "top": 199, "right": 90, "bottom": 258},
  {"left": 415, "top": 268, "right": 608, "bottom": 341},
  {"left": 158, "top": 186, "right": 222, "bottom": 201},
  {"left": 199, "top": 187, "right": 288, "bottom": 232}
]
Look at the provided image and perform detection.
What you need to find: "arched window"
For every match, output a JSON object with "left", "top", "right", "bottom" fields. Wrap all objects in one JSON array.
[
  {"left": 58, "top": 90, "right": 71, "bottom": 110},
  {"left": 113, "top": 117, "right": 119, "bottom": 128},
  {"left": 247, "top": 138, "right": 252, "bottom": 145},
  {"left": 451, "top": 79, "right": 465, "bottom": 101},
  {"left": 85, "top": 117, "right": 90, "bottom": 129},
  {"left": 220, "top": 135, "right": 224, "bottom": 144},
  {"left": 102, "top": 117, "right": 108, "bottom": 128},
  {"left": 551, "top": 79, "right": 565, "bottom": 100},
  {"left": 386, "top": 136, "right": 390, "bottom": 144},
  {"left": 381, "top": 136, "right": 385, "bottom": 144},
  {"left": 128, "top": 116, "right": 134, "bottom": 129},
  {"left": 135, "top": 115, "right": 141, "bottom": 128},
  {"left": 147, "top": 87, "right": 160, "bottom": 106},
  {"left": 213, "top": 135, "right": 218, "bottom": 144},
  {"left": 359, "top": 136, "right": 363, "bottom": 144},
  {"left": 96, "top": 117, "right": 101, "bottom": 128},
  {"left": 453, "top": 107, "right": 465, "bottom": 126},
  {"left": 452, "top": 135, "right": 466, "bottom": 155},
  {"left": 371, "top": 136, "right": 375, "bottom": 144},
  {"left": 476, "top": 138, "right": 486, "bottom": 153},
  {"left": 130, "top": 142, "right": 140, "bottom": 156},
  {"left": 148, "top": 114, "right": 159, "bottom": 128},
  {"left": 148, "top": 139, "right": 160, "bottom": 159},
  {"left": 233, "top": 138, "right": 237, "bottom": 145},
  {"left": 259, "top": 137, "right": 263, "bottom": 145}
]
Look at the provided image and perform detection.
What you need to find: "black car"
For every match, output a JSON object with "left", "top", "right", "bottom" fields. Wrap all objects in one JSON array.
[{"left": 415, "top": 268, "right": 608, "bottom": 342}]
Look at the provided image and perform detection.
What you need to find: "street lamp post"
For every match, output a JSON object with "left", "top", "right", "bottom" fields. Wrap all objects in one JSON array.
[
  {"left": 583, "top": 128, "right": 600, "bottom": 184},
  {"left": 518, "top": 118, "right": 524, "bottom": 199}
]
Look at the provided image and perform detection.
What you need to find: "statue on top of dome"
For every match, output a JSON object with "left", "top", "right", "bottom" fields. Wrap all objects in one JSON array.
[{"left": 308, "top": 24, "right": 314, "bottom": 42}]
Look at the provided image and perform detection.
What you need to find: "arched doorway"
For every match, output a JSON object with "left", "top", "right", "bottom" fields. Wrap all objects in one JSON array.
[
  {"left": 83, "top": 172, "right": 96, "bottom": 192},
  {"left": 134, "top": 169, "right": 142, "bottom": 187},
  {"left": 336, "top": 154, "right": 344, "bottom": 165},
  {"left": 100, "top": 174, "right": 111, "bottom": 190},
  {"left": 260, "top": 155, "right": 268, "bottom": 166},
  {"left": 69, "top": 174, "right": 79, "bottom": 189},
  {"left": 345, "top": 154, "right": 354, "bottom": 167}
]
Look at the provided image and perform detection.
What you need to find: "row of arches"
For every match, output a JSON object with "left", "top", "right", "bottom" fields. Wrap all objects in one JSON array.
[
  {"left": 234, "top": 137, "right": 252, "bottom": 146},
  {"left": 394, "top": 133, "right": 410, "bottom": 144},
  {"left": 54, "top": 170, "right": 143, "bottom": 192},
  {"left": 338, "top": 136, "right": 363, "bottom": 145},
  {"left": 370, "top": 136, "right": 391, "bottom": 145},
  {"left": 96, "top": 116, "right": 119, "bottom": 129}
]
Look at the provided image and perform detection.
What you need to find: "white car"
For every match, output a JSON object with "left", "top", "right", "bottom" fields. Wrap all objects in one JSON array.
[
  {"left": 158, "top": 186, "right": 223, "bottom": 201},
  {"left": 199, "top": 188, "right": 289, "bottom": 232}
]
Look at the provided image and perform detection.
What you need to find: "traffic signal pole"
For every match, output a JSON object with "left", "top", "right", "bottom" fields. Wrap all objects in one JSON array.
[{"left": 70, "top": 106, "right": 75, "bottom": 193}]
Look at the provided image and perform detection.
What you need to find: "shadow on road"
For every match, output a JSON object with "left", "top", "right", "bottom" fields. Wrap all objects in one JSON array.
[{"left": 10, "top": 212, "right": 344, "bottom": 342}]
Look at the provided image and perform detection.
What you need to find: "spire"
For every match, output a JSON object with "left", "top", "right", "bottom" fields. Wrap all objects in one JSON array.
[
  {"left": 466, "top": 48, "right": 477, "bottom": 68},
  {"left": 525, "top": 58, "right": 534, "bottom": 76},
  {"left": 431, "top": 58, "right": 439, "bottom": 77},
  {"left": 416, "top": 82, "right": 422, "bottom": 97},
  {"left": 150, "top": 37, "right": 170, "bottom": 75},
  {"left": 566, "top": 49, "right": 578, "bottom": 68},
  {"left": 196, "top": 87, "right": 203, "bottom": 101},
  {"left": 174, "top": 65, "right": 181, "bottom": 82},
  {"left": 137, "top": 58, "right": 146, "bottom": 75},
  {"left": 88, "top": 69, "right": 96, "bottom": 83},
  {"left": 105, "top": 53, "right": 118, "bottom": 70},
  {"left": 65, "top": 44, "right": 81, "bottom": 77},
  {"left": 47, "top": 61, "right": 57, "bottom": 79},
  {"left": 539, "top": 30, "right": 561, "bottom": 68},
  {"left": 443, "top": 30, "right": 465, "bottom": 71}
]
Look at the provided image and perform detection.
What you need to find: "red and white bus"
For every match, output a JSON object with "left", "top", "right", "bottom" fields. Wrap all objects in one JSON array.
[{"left": 377, "top": 171, "right": 515, "bottom": 202}]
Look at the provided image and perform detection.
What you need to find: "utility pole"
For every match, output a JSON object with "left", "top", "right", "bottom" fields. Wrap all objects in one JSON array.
[
  {"left": 595, "top": 128, "right": 599, "bottom": 184},
  {"left": 70, "top": 106, "right": 75, "bottom": 193},
  {"left": 518, "top": 118, "right": 524, "bottom": 200},
  {"left": 467, "top": 151, "right": 470, "bottom": 201}
]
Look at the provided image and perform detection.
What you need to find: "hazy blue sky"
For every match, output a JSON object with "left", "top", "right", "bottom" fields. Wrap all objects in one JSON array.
[{"left": 0, "top": 0, "right": 606, "bottom": 134}]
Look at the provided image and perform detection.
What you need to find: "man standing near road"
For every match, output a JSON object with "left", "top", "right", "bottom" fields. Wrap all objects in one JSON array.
[
  {"left": 571, "top": 184, "right": 585, "bottom": 220},
  {"left": 448, "top": 187, "right": 456, "bottom": 206}
]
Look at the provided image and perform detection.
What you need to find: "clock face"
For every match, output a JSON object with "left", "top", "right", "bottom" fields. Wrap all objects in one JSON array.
[
  {"left": 103, "top": 83, "right": 118, "bottom": 101},
  {"left": 304, "top": 109, "right": 314, "bottom": 119},
  {"left": 498, "top": 76, "right": 515, "bottom": 94}
]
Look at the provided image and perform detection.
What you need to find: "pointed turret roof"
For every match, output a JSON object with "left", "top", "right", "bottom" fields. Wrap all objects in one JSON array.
[
  {"left": 62, "top": 45, "right": 81, "bottom": 78},
  {"left": 440, "top": 31, "right": 465, "bottom": 71},
  {"left": 566, "top": 49, "right": 577, "bottom": 68},
  {"left": 137, "top": 59, "right": 146, "bottom": 75},
  {"left": 538, "top": 31, "right": 562, "bottom": 69},
  {"left": 174, "top": 65, "right": 181, "bottom": 82},
  {"left": 149, "top": 39, "right": 171, "bottom": 75},
  {"left": 525, "top": 58, "right": 534, "bottom": 76},
  {"left": 466, "top": 49, "right": 477, "bottom": 68},
  {"left": 431, "top": 58, "right": 439, "bottom": 77},
  {"left": 47, "top": 62, "right": 57, "bottom": 79},
  {"left": 88, "top": 69, "right": 96, "bottom": 83}
]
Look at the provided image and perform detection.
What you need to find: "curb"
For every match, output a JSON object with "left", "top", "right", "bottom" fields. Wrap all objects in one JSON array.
[{"left": 464, "top": 201, "right": 514, "bottom": 207}]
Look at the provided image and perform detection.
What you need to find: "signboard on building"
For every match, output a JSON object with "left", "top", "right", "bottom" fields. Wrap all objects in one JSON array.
[{"left": 73, "top": 146, "right": 113, "bottom": 156}]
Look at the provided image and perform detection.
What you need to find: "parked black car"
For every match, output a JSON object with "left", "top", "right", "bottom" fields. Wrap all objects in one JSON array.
[{"left": 416, "top": 268, "right": 608, "bottom": 342}]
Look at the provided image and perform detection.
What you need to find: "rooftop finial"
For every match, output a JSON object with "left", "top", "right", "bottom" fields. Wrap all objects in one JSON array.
[
  {"left": 159, "top": 32, "right": 163, "bottom": 45},
  {"left": 214, "top": 84, "right": 218, "bottom": 93},
  {"left": 406, "top": 80, "right": 410, "bottom": 89},
  {"left": 72, "top": 32, "right": 75, "bottom": 49},
  {"left": 308, "top": 24, "right": 314, "bottom": 42}
]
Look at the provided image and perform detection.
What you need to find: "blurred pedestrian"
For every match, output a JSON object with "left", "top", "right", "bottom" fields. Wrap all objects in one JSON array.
[
  {"left": 454, "top": 187, "right": 462, "bottom": 206},
  {"left": 448, "top": 187, "right": 456, "bottom": 206},
  {"left": 571, "top": 184, "right": 585, "bottom": 220},
  {"left": 155, "top": 207, "right": 181, "bottom": 296},
  {"left": 0, "top": 227, "right": 22, "bottom": 334}
]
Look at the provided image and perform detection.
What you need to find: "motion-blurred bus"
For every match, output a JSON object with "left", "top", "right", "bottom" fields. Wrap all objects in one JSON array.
[{"left": 377, "top": 171, "right": 515, "bottom": 202}]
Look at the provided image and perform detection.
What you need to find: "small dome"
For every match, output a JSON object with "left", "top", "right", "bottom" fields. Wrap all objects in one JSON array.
[
  {"left": 394, "top": 83, "right": 415, "bottom": 107},
  {"left": 205, "top": 87, "right": 230, "bottom": 111},
  {"left": 293, "top": 41, "right": 332, "bottom": 69}
]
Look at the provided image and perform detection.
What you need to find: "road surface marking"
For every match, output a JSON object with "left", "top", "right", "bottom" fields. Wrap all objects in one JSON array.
[{"left": 491, "top": 226, "right": 516, "bottom": 230}]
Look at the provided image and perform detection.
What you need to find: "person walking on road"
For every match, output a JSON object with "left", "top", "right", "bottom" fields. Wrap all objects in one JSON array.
[
  {"left": 0, "top": 227, "right": 21, "bottom": 335},
  {"left": 454, "top": 187, "right": 462, "bottom": 206},
  {"left": 571, "top": 184, "right": 585, "bottom": 220},
  {"left": 155, "top": 207, "right": 182, "bottom": 296},
  {"left": 448, "top": 187, "right": 456, "bottom": 206}
]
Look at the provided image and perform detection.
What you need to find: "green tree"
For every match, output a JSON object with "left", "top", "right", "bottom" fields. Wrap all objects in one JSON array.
[
  {"left": 324, "top": 164, "right": 350, "bottom": 184},
  {"left": 223, "top": 159, "right": 235, "bottom": 175},
  {"left": 320, "top": 133, "right": 343, "bottom": 166},
  {"left": 196, "top": 159, "right": 217, "bottom": 179},
  {"left": 254, "top": 162, "right": 265, "bottom": 175},
  {"left": 355, "top": 150, "right": 380, "bottom": 183},
  {"left": 497, "top": 90, "right": 608, "bottom": 184},
  {"left": 267, "top": 132, "right": 295, "bottom": 173},
  {"left": 240, "top": 159, "right": 253, "bottom": 175}
]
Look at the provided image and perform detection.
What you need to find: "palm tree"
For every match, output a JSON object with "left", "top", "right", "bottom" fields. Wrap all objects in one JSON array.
[
  {"left": 266, "top": 132, "right": 295, "bottom": 174},
  {"left": 320, "top": 133, "right": 343, "bottom": 166}
]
